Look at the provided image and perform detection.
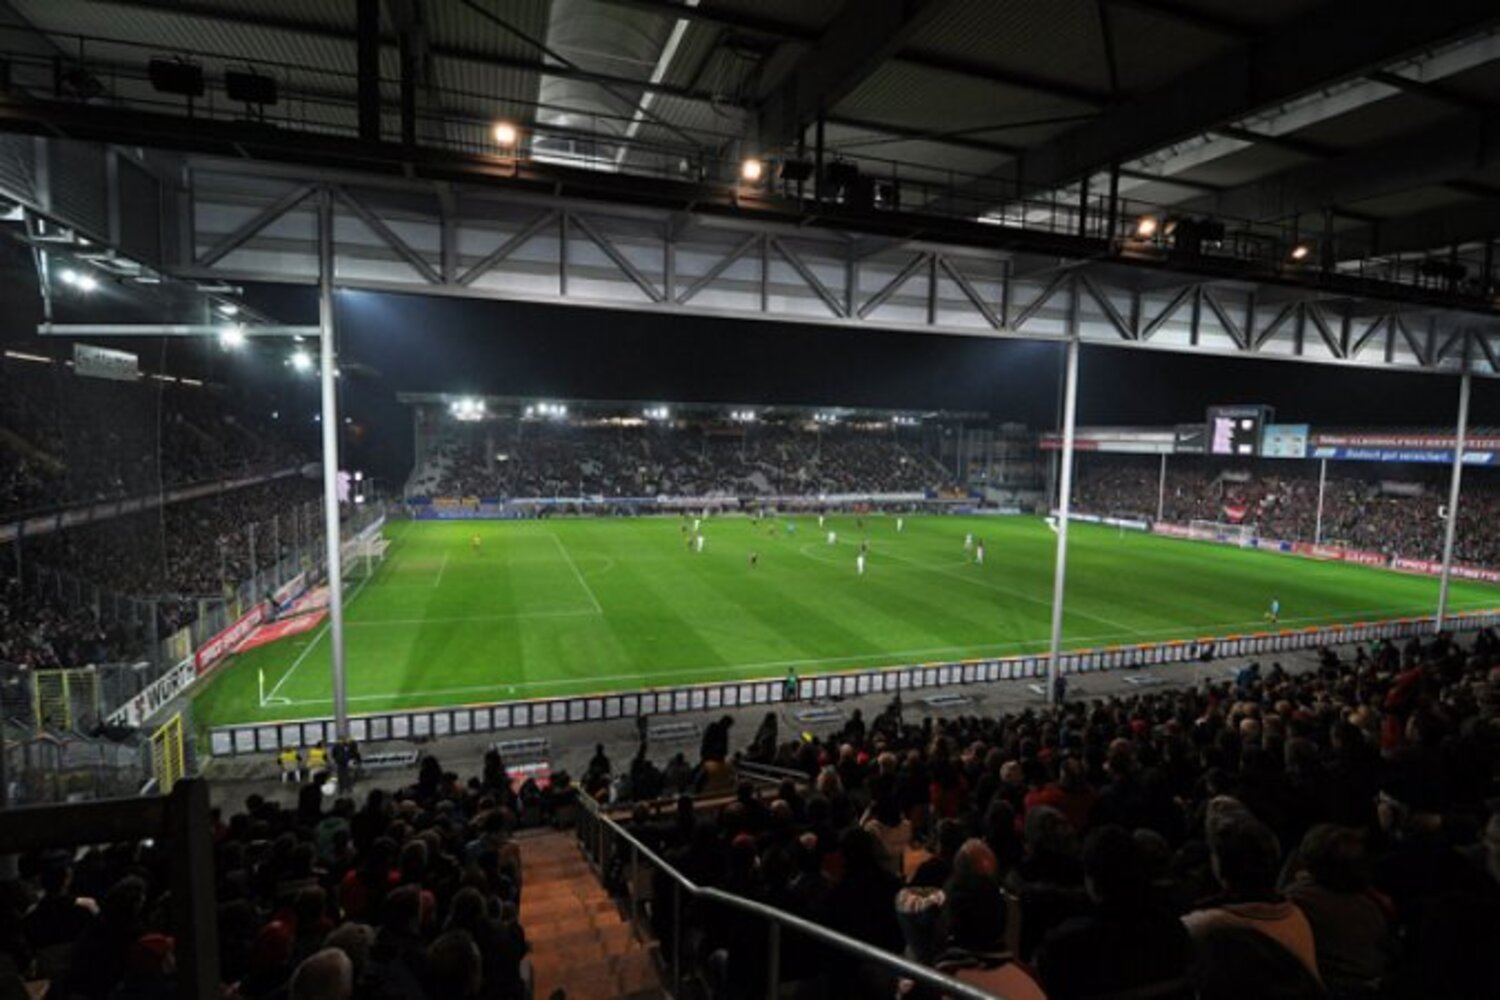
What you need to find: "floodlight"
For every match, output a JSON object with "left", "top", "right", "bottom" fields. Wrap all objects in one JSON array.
[
  {"left": 1289, "top": 242, "right": 1312, "bottom": 262},
  {"left": 225, "top": 69, "right": 277, "bottom": 106},
  {"left": 290, "top": 349, "right": 313, "bottom": 371},
  {"left": 219, "top": 324, "right": 246, "bottom": 349},
  {"left": 75, "top": 273, "right": 98, "bottom": 292},
  {"left": 59, "top": 268, "right": 78, "bottom": 285},
  {"left": 218, "top": 303, "right": 239, "bottom": 317},
  {"left": 493, "top": 121, "right": 518, "bottom": 147},
  {"left": 740, "top": 158, "right": 764, "bottom": 183},
  {"left": 148, "top": 58, "right": 204, "bottom": 98},
  {"left": 1134, "top": 215, "right": 1159, "bottom": 239}
]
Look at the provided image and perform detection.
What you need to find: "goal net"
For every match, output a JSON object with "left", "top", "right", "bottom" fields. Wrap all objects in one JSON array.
[{"left": 1188, "top": 519, "right": 1257, "bottom": 547}]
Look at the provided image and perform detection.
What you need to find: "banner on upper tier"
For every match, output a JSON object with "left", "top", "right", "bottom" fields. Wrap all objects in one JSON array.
[{"left": 1309, "top": 446, "right": 1497, "bottom": 465}]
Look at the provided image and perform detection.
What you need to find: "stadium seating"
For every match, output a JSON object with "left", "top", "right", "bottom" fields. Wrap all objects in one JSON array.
[
  {"left": 409, "top": 421, "right": 956, "bottom": 499},
  {"left": 1073, "top": 453, "right": 1500, "bottom": 565},
  {"left": 0, "top": 355, "right": 307, "bottom": 518},
  {"left": 605, "top": 631, "right": 1500, "bottom": 1000}
]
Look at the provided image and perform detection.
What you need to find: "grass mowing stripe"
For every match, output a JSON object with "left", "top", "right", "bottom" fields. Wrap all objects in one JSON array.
[
  {"left": 191, "top": 515, "right": 1500, "bottom": 726},
  {"left": 276, "top": 599, "right": 1500, "bottom": 708}
]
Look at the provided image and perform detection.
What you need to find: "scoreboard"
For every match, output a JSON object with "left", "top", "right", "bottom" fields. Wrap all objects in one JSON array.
[{"left": 1207, "top": 405, "right": 1272, "bottom": 456}]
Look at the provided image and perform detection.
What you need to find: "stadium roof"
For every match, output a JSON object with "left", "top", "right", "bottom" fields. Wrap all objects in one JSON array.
[{"left": 3, "top": 0, "right": 1499, "bottom": 282}]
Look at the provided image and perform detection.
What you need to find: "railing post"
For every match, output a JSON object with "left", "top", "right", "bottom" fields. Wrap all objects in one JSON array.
[
  {"left": 765, "top": 921, "right": 780, "bottom": 1000},
  {"left": 629, "top": 841, "right": 640, "bottom": 928},
  {"left": 167, "top": 779, "right": 220, "bottom": 1000},
  {"left": 672, "top": 881, "right": 682, "bottom": 995}
]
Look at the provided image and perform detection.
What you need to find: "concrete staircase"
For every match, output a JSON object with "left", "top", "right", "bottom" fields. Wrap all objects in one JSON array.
[{"left": 520, "top": 830, "right": 666, "bottom": 1000}]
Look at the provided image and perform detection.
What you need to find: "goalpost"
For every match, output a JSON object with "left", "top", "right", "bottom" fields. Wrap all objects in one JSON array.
[
  {"left": 343, "top": 536, "right": 391, "bottom": 582},
  {"left": 1187, "top": 519, "right": 1257, "bottom": 547}
]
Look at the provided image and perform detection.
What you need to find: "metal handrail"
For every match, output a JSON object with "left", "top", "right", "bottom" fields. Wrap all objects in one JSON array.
[{"left": 575, "top": 791, "right": 1005, "bottom": 1000}]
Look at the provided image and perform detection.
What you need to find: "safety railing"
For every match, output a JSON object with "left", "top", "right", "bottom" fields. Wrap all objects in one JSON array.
[{"left": 574, "top": 790, "right": 999, "bottom": 1000}]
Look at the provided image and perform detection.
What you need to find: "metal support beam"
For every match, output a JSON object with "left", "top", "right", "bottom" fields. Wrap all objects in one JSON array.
[
  {"left": 317, "top": 189, "right": 349, "bottom": 738},
  {"left": 677, "top": 234, "right": 759, "bottom": 305},
  {"left": 37, "top": 323, "right": 320, "bottom": 337},
  {"left": 1047, "top": 299, "right": 1082, "bottom": 705},
  {"left": 196, "top": 184, "right": 314, "bottom": 268},
  {"left": 335, "top": 187, "right": 442, "bottom": 285},
  {"left": 571, "top": 214, "right": 665, "bottom": 302},
  {"left": 771, "top": 236, "right": 846, "bottom": 317},
  {"left": 356, "top": 0, "right": 381, "bottom": 142},
  {"left": 1436, "top": 372, "right": 1471, "bottom": 631},
  {"left": 1190, "top": 116, "right": 1500, "bottom": 223},
  {"left": 457, "top": 211, "right": 559, "bottom": 287},
  {"left": 1156, "top": 452, "right": 1167, "bottom": 523},
  {"left": 857, "top": 252, "right": 929, "bottom": 319},
  {"left": 1315, "top": 457, "right": 1327, "bottom": 544},
  {"left": 953, "top": 0, "right": 1500, "bottom": 199},
  {"left": 758, "top": 0, "right": 955, "bottom": 149},
  {"left": 938, "top": 256, "right": 1001, "bottom": 329}
]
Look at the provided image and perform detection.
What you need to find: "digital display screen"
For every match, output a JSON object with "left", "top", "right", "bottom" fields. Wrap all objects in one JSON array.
[
  {"left": 1207, "top": 406, "right": 1269, "bottom": 456},
  {"left": 1261, "top": 423, "right": 1310, "bottom": 459}
]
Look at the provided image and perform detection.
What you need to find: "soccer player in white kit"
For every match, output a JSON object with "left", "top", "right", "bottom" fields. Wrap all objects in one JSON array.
[
  {"left": 693, "top": 517, "right": 701, "bottom": 532},
  {"left": 818, "top": 513, "right": 825, "bottom": 528},
  {"left": 827, "top": 530, "right": 837, "bottom": 545},
  {"left": 856, "top": 552, "right": 866, "bottom": 576},
  {"left": 964, "top": 532, "right": 974, "bottom": 551},
  {"left": 896, "top": 517, "right": 904, "bottom": 533},
  {"left": 695, "top": 534, "right": 705, "bottom": 553},
  {"left": 975, "top": 541, "right": 985, "bottom": 565}
]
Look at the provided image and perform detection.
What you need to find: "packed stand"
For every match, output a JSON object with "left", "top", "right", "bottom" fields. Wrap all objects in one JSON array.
[
  {"left": 1, "top": 478, "right": 325, "bottom": 669},
  {"left": 0, "top": 356, "right": 307, "bottom": 518},
  {"left": 1072, "top": 454, "right": 1500, "bottom": 566},
  {"left": 0, "top": 751, "right": 550, "bottom": 1000},
  {"left": 611, "top": 632, "right": 1500, "bottom": 1000},
  {"left": 413, "top": 421, "right": 954, "bottom": 499}
]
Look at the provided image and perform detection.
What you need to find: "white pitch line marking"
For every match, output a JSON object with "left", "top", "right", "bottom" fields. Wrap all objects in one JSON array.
[
  {"left": 260, "top": 571, "right": 374, "bottom": 706},
  {"left": 433, "top": 551, "right": 449, "bottom": 589},
  {"left": 548, "top": 532, "right": 604, "bottom": 615}
]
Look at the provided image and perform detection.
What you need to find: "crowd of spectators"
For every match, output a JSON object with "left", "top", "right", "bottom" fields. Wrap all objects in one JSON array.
[
  {"left": 0, "top": 356, "right": 307, "bottom": 518},
  {"left": 410, "top": 422, "right": 955, "bottom": 500},
  {"left": 1, "top": 478, "right": 325, "bottom": 670},
  {"left": 0, "top": 754, "right": 539, "bottom": 1000},
  {"left": 1072, "top": 454, "right": 1500, "bottom": 566},
  {"left": 609, "top": 631, "right": 1500, "bottom": 999}
]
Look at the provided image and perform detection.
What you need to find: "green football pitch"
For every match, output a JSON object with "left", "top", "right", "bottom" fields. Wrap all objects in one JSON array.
[{"left": 191, "top": 514, "right": 1500, "bottom": 729}]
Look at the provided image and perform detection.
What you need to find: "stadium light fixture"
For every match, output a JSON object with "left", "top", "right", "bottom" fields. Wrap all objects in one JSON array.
[
  {"left": 1134, "top": 215, "right": 1159, "bottom": 239},
  {"left": 740, "top": 157, "right": 764, "bottom": 183},
  {"left": 217, "top": 303, "right": 239, "bottom": 317},
  {"left": 1289, "top": 242, "right": 1313, "bottom": 262},
  {"left": 643, "top": 406, "right": 670, "bottom": 421},
  {"left": 218, "top": 324, "right": 246, "bottom": 349},
  {"left": 290, "top": 349, "right": 313, "bottom": 372},
  {"left": 493, "top": 121, "right": 519, "bottom": 147},
  {"left": 450, "top": 397, "right": 486, "bottom": 422}
]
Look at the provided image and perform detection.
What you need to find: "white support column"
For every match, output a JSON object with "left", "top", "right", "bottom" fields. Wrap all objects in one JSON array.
[
  {"left": 1047, "top": 303, "right": 1082, "bottom": 705},
  {"left": 1314, "top": 458, "right": 1327, "bottom": 544},
  {"left": 1436, "top": 372, "right": 1471, "bottom": 633},
  {"left": 318, "top": 188, "right": 350, "bottom": 737},
  {"left": 1156, "top": 452, "right": 1167, "bottom": 523}
]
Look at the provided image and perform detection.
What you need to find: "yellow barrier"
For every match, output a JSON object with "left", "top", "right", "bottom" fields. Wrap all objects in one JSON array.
[{"left": 150, "top": 713, "right": 186, "bottom": 793}]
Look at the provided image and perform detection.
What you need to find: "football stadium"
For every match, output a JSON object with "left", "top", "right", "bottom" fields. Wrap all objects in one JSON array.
[{"left": 4, "top": 3, "right": 1500, "bottom": 1000}]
